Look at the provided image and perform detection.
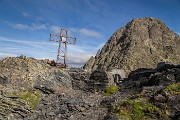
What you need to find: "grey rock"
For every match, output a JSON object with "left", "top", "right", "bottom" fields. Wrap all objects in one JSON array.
[
  {"left": 34, "top": 84, "right": 55, "bottom": 94},
  {"left": 48, "top": 112, "right": 56, "bottom": 116},
  {"left": 0, "top": 76, "right": 8, "bottom": 85},
  {"left": 154, "top": 94, "right": 166, "bottom": 103},
  {"left": 84, "top": 17, "right": 180, "bottom": 77}
]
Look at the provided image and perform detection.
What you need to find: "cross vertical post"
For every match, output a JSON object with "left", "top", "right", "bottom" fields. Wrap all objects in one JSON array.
[{"left": 49, "top": 29, "right": 76, "bottom": 68}]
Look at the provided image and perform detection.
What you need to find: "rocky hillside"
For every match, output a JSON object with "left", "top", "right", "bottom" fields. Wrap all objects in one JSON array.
[
  {"left": 0, "top": 56, "right": 180, "bottom": 120},
  {"left": 0, "top": 56, "right": 109, "bottom": 120},
  {"left": 83, "top": 17, "right": 180, "bottom": 77},
  {"left": 111, "top": 63, "right": 180, "bottom": 120}
]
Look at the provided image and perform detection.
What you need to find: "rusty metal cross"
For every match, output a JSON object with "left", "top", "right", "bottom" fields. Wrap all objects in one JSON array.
[{"left": 49, "top": 29, "right": 76, "bottom": 67}]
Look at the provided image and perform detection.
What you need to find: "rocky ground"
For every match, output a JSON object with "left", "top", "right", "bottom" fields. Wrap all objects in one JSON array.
[
  {"left": 0, "top": 56, "right": 179, "bottom": 120},
  {"left": 0, "top": 56, "right": 111, "bottom": 120}
]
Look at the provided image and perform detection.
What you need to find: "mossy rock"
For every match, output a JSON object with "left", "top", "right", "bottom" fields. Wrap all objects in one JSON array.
[
  {"left": 164, "top": 83, "right": 180, "bottom": 94},
  {"left": 102, "top": 85, "right": 119, "bottom": 96},
  {"left": 112, "top": 96, "right": 168, "bottom": 120},
  {"left": 6, "top": 89, "right": 42, "bottom": 109}
]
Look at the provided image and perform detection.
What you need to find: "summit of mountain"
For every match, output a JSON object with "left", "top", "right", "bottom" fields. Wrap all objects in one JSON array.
[{"left": 83, "top": 17, "right": 180, "bottom": 76}]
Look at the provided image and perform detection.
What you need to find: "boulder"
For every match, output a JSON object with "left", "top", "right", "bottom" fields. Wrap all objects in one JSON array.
[
  {"left": 89, "top": 70, "right": 113, "bottom": 91},
  {"left": 0, "top": 76, "right": 8, "bottom": 85}
]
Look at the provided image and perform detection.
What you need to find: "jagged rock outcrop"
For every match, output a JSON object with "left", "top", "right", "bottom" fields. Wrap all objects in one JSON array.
[
  {"left": 0, "top": 56, "right": 72, "bottom": 91},
  {"left": 108, "top": 63, "right": 180, "bottom": 119},
  {"left": 0, "top": 56, "right": 109, "bottom": 120},
  {"left": 0, "top": 56, "right": 73, "bottom": 119},
  {"left": 83, "top": 56, "right": 95, "bottom": 72},
  {"left": 83, "top": 17, "right": 180, "bottom": 77}
]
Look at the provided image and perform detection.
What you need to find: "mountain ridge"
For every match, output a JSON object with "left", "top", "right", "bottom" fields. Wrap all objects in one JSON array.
[{"left": 83, "top": 17, "right": 180, "bottom": 77}]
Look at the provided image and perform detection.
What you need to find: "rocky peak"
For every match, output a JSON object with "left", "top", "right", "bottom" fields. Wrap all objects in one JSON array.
[{"left": 83, "top": 17, "right": 180, "bottom": 77}]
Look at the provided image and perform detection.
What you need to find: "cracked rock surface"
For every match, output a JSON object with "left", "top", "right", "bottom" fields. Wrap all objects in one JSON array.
[{"left": 84, "top": 17, "right": 180, "bottom": 77}]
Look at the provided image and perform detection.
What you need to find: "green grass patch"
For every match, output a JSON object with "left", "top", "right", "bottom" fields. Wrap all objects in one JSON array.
[
  {"left": 102, "top": 85, "right": 119, "bottom": 96},
  {"left": 6, "top": 90, "right": 42, "bottom": 109},
  {"left": 164, "top": 83, "right": 180, "bottom": 94},
  {"left": 112, "top": 97, "right": 162, "bottom": 120}
]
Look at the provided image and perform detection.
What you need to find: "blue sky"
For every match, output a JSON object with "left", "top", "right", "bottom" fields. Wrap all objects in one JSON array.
[{"left": 0, "top": 0, "right": 180, "bottom": 67}]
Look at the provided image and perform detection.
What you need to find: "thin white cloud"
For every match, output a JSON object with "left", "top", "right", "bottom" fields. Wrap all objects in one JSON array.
[
  {"left": 0, "top": 36, "right": 56, "bottom": 49},
  {"left": 22, "top": 12, "right": 45, "bottom": 22},
  {"left": 84, "top": 0, "right": 97, "bottom": 11},
  {"left": 22, "top": 12, "right": 32, "bottom": 18},
  {"left": 0, "top": 52, "right": 17, "bottom": 59},
  {"left": 177, "top": 31, "right": 180, "bottom": 36},
  {"left": 31, "top": 23, "right": 46, "bottom": 30},
  {"left": 49, "top": 26, "right": 102, "bottom": 38},
  {"left": 95, "top": 42, "right": 105, "bottom": 50},
  {"left": 0, "top": 36, "right": 98, "bottom": 67},
  {"left": 50, "top": 25, "right": 61, "bottom": 33},
  {"left": 71, "top": 28, "right": 102, "bottom": 38},
  {"left": 79, "top": 28, "right": 102, "bottom": 38},
  {"left": 5, "top": 21, "right": 47, "bottom": 30},
  {"left": 11, "top": 23, "right": 29, "bottom": 30},
  {"left": 67, "top": 52, "right": 94, "bottom": 64}
]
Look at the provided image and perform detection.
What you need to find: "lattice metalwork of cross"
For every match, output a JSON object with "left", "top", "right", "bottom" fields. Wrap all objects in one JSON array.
[{"left": 49, "top": 29, "right": 76, "bottom": 67}]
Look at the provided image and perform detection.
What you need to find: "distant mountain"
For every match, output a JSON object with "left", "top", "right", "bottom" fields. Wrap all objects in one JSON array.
[{"left": 83, "top": 17, "right": 180, "bottom": 76}]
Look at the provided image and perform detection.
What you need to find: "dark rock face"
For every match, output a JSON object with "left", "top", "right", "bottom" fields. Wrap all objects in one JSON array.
[
  {"left": 89, "top": 70, "right": 111, "bottom": 91},
  {"left": 122, "top": 63, "right": 180, "bottom": 90},
  {"left": 67, "top": 68, "right": 90, "bottom": 91},
  {"left": 0, "top": 76, "right": 8, "bottom": 85},
  {"left": 29, "top": 92, "right": 108, "bottom": 120},
  {"left": 84, "top": 17, "right": 180, "bottom": 77},
  {"left": 121, "top": 63, "right": 180, "bottom": 119}
]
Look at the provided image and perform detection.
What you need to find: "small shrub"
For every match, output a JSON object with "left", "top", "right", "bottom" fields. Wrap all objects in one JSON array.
[
  {"left": 103, "top": 85, "right": 119, "bottom": 96},
  {"left": 165, "top": 83, "right": 180, "bottom": 94},
  {"left": 7, "top": 89, "right": 42, "bottom": 109},
  {"left": 112, "top": 97, "right": 161, "bottom": 120}
]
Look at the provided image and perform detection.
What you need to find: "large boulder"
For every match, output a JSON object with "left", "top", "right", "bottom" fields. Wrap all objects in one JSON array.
[
  {"left": 123, "top": 63, "right": 180, "bottom": 89},
  {"left": 83, "top": 17, "right": 180, "bottom": 77},
  {"left": 0, "top": 56, "right": 72, "bottom": 91}
]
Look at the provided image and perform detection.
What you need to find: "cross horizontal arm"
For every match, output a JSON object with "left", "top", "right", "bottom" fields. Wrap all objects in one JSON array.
[
  {"left": 50, "top": 33, "right": 60, "bottom": 36},
  {"left": 49, "top": 40, "right": 59, "bottom": 42}
]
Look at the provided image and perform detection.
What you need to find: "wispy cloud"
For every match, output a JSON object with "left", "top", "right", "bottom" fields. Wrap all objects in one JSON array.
[
  {"left": 0, "top": 52, "right": 17, "bottom": 59},
  {"left": 71, "top": 28, "right": 102, "bottom": 38},
  {"left": 5, "top": 21, "right": 47, "bottom": 30},
  {"left": 0, "top": 36, "right": 56, "bottom": 49},
  {"left": 22, "top": 12, "right": 32, "bottom": 18},
  {"left": 22, "top": 12, "right": 45, "bottom": 22},
  {"left": 49, "top": 26, "right": 102, "bottom": 39},
  {"left": 31, "top": 23, "right": 46, "bottom": 30},
  {"left": 177, "top": 31, "right": 180, "bottom": 36},
  {"left": 11, "top": 23, "right": 29, "bottom": 30},
  {"left": 49, "top": 25, "right": 61, "bottom": 33},
  {"left": 67, "top": 52, "right": 94, "bottom": 63},
  {"left": 0, "top": 36, "right": 97, "bottom": 67},
  {"left": 95, "top": 42, "right": 105, "bottom": 51},
  {"left": 79, "top": 28, "right": 102, "bottom": 38}
]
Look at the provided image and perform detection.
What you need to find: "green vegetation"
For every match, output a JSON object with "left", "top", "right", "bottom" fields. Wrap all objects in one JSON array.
[
  {"left": 6, "top": 89, "right": 42, "bottom": 109},
  {"left": 164, "top": 83, "right": 180, "bottom": 94},
  {"left": 112, "top": 96, "right": 167, "bottom": 120},
  {"left": 102, "top": 85, "right": 119, "bottom": 96}
]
